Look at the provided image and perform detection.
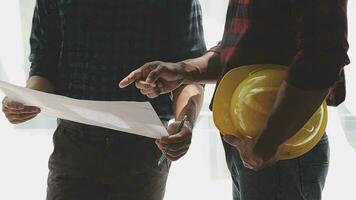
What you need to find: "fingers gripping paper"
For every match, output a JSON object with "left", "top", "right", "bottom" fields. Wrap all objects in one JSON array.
[{"left": 0, "top": 80, "right": 168, "bottom": 139}]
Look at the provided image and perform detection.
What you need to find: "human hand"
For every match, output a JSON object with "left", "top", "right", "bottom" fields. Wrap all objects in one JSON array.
[
  {"left": 223, "top": 135, "right": 279, "bottom": 171},
  {"left": 156, "top": 120, "right": 193, "bottom": 161},
  {"left": 2, "top": 96, "right": 41, "bottom": 124},
  {"left": 119, "top": 61, "right": 187, "bottom": 98}
]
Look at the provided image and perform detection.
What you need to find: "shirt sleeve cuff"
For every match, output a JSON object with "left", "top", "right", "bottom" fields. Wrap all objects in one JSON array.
[
  {"left": 207, "top": 42, "right": 222, "bottom": 54},
  {"left": 29, "top": 62, "right": 56, "bottom": 84},
  {"left": 286, "top": 50, "right": 350, "bottom": 90}
]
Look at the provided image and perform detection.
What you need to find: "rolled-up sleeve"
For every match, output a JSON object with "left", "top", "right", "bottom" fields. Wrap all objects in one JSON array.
[
  {"left": 208, "top": 42, "right": 222, "bottom": 54},
  {"left": 166, "top": 0, "right": 207, "bottom": 61},
  {"left": 287, "top": 0, "right": 350, "bottom": 90},
  {"left": 29, "top": 0, "right": 61, "bottom": 84}
]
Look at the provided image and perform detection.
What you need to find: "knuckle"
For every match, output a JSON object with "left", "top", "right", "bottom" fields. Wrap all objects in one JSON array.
[
  {"left": 4, "top": 113, "right": 11, "bottom": 118},
  {"left": 158, "top": 64, "right": 167, "bottom": 70},
  {"left": 156, "top": 64, "right": 165, "bottom": 72},
  {"left": 151, "top": 61, "right": 161, "bottom": 66}
]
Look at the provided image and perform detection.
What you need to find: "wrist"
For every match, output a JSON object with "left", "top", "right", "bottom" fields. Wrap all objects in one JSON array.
[
  {"left": 253, "top": 132, "right": 280, "bottom": 159},
  {"left": 178, "top": 61, "right": 202, "bottom": 84}
]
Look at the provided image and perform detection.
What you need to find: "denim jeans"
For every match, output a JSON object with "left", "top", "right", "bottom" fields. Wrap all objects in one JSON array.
[
  {"left": 47, "top": 119, "right": 169, "bottom": 200},
  {"left": 222, "top": 134, "right": 330, "bottom": 200}
]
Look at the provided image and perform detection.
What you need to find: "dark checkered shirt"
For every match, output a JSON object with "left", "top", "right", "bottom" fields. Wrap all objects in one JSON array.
[
  {"left": 210, "top": 0, "right": 350, "bottom": 106},
  {"left": 29, "top": 0, "right": 206, "bottom": 120}
]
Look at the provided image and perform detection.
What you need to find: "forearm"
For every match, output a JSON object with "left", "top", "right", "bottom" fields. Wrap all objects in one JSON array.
[
  {"left": 172, "top": 84, "right": 204, "bottom": 128},
  {"left": 180, "top": 51, "right": 221, "bottom": 84},
  {"left": 26, "top": 75, "right": 55, "bottom": 93},
  {"left": 254, "top": 81, "right": 328, "bottom": 158}
]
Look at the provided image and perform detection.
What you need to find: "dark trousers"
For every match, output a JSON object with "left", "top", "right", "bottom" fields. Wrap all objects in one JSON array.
[
  {"left": 223, "top": 134, "right": 330, "bottom": 200},
  {"left": 47, "top": 120, "right": 169, "bottom": 200}
]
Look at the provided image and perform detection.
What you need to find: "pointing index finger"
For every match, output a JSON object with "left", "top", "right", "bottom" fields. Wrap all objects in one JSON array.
[
  {"left": 119, "top": 61, "right": 161, "bottom": 88},
  {"left": 119, "top": 69, "right": 143, "bottom": 88}
]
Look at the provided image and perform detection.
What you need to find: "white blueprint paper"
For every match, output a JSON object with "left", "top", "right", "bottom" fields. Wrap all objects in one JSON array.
[{"left": 0, "top": 80, "right": 168, "bottom": 139}]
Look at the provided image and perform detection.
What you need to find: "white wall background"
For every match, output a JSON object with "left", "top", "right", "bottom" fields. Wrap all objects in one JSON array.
[{"left": 0, "top": 0, "right": 355, "bottom": 199}]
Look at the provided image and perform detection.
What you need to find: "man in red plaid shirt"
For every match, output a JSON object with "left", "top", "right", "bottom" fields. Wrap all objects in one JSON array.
[{"left": 120, "top": 0, "right": 350, "bottom": 199}]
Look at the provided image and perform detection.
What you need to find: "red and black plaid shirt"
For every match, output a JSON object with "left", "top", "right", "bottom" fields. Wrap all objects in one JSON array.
[{"left": 211, "top": 0, "right": 350, "bottom": 106}]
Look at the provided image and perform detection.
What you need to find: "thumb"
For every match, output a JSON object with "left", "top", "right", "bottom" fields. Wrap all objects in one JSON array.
[
  {"left": 167, "top": 122, "right": 180, "bottom": 135},
  {"left": 223, "top": 135, "right": 243, "bottom": 148}
]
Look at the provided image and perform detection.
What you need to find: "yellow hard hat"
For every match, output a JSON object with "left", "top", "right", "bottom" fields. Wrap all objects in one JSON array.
[{"left": 212, "top": 64, "right": 327, "bottom": 160}]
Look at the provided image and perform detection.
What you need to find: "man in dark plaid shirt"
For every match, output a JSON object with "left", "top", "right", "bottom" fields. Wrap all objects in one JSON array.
[
  {"left": 121, "top": 0, "right": 350, "bottom": 199},
  {"left": 1, "top": 0, "right": 206, "bottom": 199}
]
